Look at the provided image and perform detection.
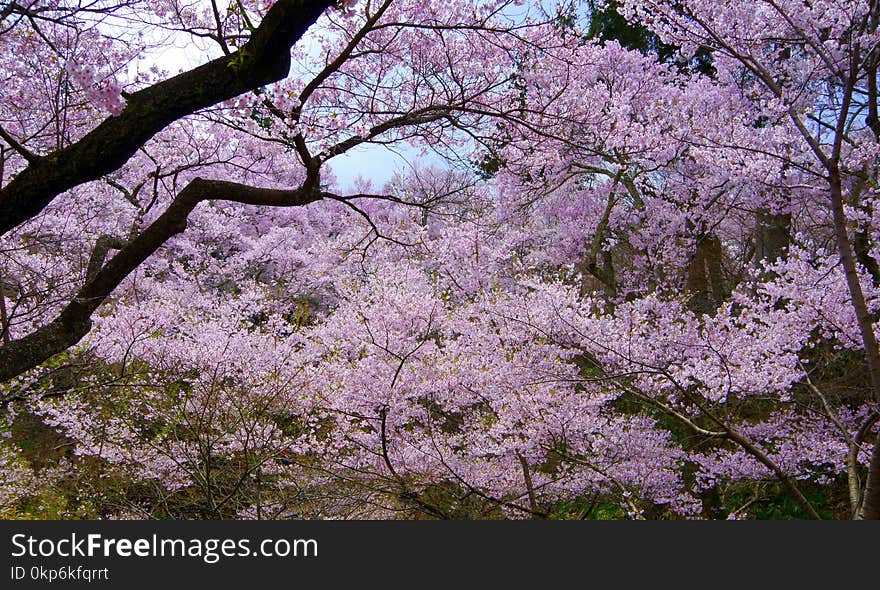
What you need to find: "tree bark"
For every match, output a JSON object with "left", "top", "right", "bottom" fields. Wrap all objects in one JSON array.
[
  {"left": 685, "top": 233, "right": 726, "bottom": 314},
  {"left": 753, "top": 210, "right": 790, "bottom": 268}
]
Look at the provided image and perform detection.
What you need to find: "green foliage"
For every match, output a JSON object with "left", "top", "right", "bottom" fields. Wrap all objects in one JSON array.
[
  {"left": 549, "top": 494, "right": 628, "bottom": 520},
  {"left": 587, "top": 1, "right": 672, "bottom": 58},
  {"left": 585, "top": 1, "right": 715, "bottom": 76},
  {"left": 720, "top": 479, "right": 851, "bottom": 520}
]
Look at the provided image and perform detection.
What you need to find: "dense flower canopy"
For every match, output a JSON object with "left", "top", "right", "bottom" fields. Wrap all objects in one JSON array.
[{"left": 0, "top": 0, "right": 879, "bottom": 520}]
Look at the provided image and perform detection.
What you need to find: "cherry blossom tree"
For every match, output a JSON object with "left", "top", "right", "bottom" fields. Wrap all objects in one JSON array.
[
  {"left": 610, "top": 0, "right": 880, "bottom": 519},
  {"left": 1, "top": 0, "right": 878, "bottom": 520}
]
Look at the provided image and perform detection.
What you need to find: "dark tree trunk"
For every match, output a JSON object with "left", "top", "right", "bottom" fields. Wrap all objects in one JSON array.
[
  {"left": 686, "top": 233, "right": 726, "bottom": 314},
  {"left": 753, "top": 210, "right": 791, "bottom": 268}
]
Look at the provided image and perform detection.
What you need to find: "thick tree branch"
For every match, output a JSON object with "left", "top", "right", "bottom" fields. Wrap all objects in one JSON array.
[
  {"left": 85, "top": 235, "right": 129, "bottom": 282},
  {"left": 0, "top": 177, "right": 326, "bottom": 383},
  {"left": 0, "top": 0, "right": 334, "bottom": 238}
]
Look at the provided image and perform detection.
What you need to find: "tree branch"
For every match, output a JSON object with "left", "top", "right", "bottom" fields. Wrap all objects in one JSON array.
[
  {"left": 0, "top": 177, "right": 325, "bottom": 383},
  {"left": 0, "top": 0, "right": 334, "bottom": 238},
  {"left": 0, "top": 124, "right": 39, "bottom": 164}
]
